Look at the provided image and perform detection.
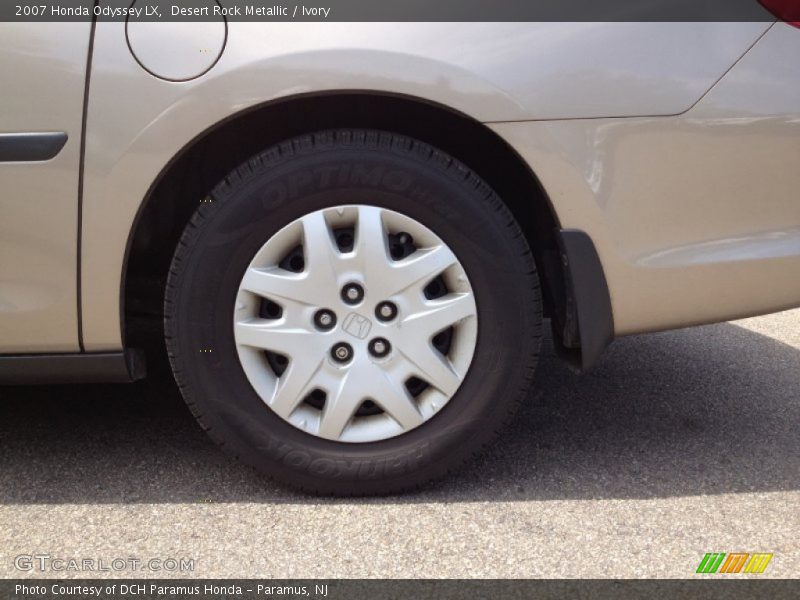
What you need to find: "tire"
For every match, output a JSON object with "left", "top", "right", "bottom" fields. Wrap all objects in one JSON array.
[{"left": 164, "top": 130, "right": 542, "bottom": 495}]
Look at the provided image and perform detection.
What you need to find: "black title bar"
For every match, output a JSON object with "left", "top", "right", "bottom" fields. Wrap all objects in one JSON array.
[{"left": 3, "top": 0, "right": 779, "bottom": 22}]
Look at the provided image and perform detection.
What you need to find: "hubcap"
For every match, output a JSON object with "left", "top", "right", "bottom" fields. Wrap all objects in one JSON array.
[{"left": 233, "top": 205, "right": 478, "bottom": 443}]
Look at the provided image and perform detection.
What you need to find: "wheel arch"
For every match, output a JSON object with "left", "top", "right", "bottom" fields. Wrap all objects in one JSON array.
[{"left": 123, "top": 91, "right": 609, "bottom": 370}]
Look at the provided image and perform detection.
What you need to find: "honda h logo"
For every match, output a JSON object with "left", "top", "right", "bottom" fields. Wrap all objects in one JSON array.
[{"left": 342, "top": 313, "right": 372, "bottom": 340}]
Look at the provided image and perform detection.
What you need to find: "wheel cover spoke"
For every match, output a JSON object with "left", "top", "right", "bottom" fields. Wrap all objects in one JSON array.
[
  {"left": 270, "top": 356, "right": 325, "bottom": 418},
  {"left": 234, "top": 205, "right": 478, "bottom": 443},
  {"left": 301, "top": 210, "right": 339, "bottom": 276},
  {"left": 401, "top": 293, "right": 476, "bottom": 338},
  {"left": 397, "top": 343, "right": 462, "bottom": 397},
  {"left": 388, "top": 245, "right": 457, "bottom": 296},
  {"left": 234, "top": 319, "right": 313, "bottom": 354},
  {"left": 354, "top": 205, "right": 392, "bottom": 281},
  {"left": 318, "top": 370, "right": 363, "bottom": 439},
  {"left": 375, "top": 369, "right": 425, "bottom": 430}
]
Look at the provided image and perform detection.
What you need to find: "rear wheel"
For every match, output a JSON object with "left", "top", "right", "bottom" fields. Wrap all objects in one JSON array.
[{"left": 165, "top": 130, "right": 542, "bottom": 494}]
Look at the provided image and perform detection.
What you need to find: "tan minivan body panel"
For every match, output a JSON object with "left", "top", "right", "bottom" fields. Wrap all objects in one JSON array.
[
  {"left": 76, "top": 21, "right": 799, "bottom": 350},
  {"left": 491, "top": 22, "right": 800, "bottom": 334},
  {"left": 0, "top": 23, "right": 90, "bottom": 353}
]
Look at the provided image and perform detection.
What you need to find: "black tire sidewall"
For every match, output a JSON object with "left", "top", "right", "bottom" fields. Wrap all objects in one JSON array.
[{"left": 167, "top": 134, "right": 541, "bottom": 493}]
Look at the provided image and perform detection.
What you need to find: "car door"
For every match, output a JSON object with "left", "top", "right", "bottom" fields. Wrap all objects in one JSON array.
[{"left": 0, "top": 22, "right": 93, "bottom": 353}]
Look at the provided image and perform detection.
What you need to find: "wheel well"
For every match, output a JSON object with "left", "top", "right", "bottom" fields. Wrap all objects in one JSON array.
[{"left": 124, "top": 92, "right": 564, "bottom": 335}]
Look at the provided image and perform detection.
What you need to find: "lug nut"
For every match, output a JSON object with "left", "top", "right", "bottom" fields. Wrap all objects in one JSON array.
[
  {"left": 314, "top": 309, "right": 336, "bottom": 331},
  {"left": 331, "top": 342, "right": 354, "bottom": 364},
  {"left": 375, "top": 301, "right": 398, "bottom": 322},
  {"left": 341, "top": 282, "right": 364, "bottom": 305},
  {"left": 368, "top": 337, "right": 391, "bottom": 359}
]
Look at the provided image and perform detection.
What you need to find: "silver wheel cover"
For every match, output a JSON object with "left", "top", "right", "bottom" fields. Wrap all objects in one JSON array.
[{"left": 233, "top": 205, "right": 478, "bottom": 443}]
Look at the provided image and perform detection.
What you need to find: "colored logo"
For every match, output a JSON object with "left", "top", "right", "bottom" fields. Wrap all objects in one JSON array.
[{"left": 696, "top": 553, "right": 773, "bottom": 574}]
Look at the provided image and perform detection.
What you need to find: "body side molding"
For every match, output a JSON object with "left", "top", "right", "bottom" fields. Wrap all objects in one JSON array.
[
  {"left": 0, "top": 349, "right": 145, "bottom": 385},
  {"left": 0, "top": 132, "right": 68, "bottom": 162}
]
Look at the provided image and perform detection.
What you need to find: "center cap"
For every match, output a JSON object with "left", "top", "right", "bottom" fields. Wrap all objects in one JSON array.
[{"left": 342, "top": 313, "right": 372, "bottom": 340}]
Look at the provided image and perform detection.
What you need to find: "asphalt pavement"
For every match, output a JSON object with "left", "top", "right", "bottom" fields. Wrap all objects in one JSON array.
[{"left": 1, "top": 310, "right": 798, "bottom": 578}]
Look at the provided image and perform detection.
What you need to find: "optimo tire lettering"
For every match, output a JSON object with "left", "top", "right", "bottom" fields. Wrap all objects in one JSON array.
[{"left": 260, "top": 164, "right": 414, "bottom": 207}]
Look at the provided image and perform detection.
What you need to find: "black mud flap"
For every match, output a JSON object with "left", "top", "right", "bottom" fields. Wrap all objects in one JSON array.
[{"left": 550, "top": 229, "right": 614, "bottom": 372}]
